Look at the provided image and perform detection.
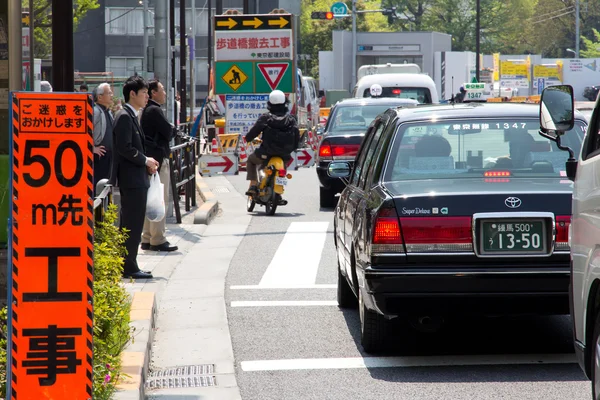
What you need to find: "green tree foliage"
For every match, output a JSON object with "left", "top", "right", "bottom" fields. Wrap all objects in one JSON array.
[
  {"left": 300, "top": 0, "right": 387, "bottom": 77},
  {"left": 581, "top": 28, "right": 600, "bottom": 58},
  {"left": 23, "top": 0, "right": 100, "bottom": 58}
]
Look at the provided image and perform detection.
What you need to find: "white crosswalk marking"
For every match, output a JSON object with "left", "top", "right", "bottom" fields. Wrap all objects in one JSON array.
[
  {"left": 230, "top": 284, "right": 337, "bottom": 290},
  {"left": 241, "top": 354, "right": 577, "bottom": 372},
  {"left": 258, "top": 222, "right": 329, "bottom": 288},
  {"left": 231, "top": 300, "right": 337, "bottom": 307}
]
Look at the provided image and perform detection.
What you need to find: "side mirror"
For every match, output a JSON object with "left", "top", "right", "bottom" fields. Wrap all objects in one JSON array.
[
  {"left": 539, "top": 85, "right": 575, "bottom": 139},
  {"left": 328, "top": 161, "right": 351, "bottom": 179}
]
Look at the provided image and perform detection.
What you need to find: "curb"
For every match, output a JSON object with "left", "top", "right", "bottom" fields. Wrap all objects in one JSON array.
[
  {"left": 114, "top": 292, "right": 156, "bottom": 400},
  {"left": 194, "top": 174, "right": 219, "bottom": 225}
]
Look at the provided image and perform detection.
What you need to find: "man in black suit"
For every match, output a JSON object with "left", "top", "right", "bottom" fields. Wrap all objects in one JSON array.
[
  {"left": 112, "top": 75, "right": 159, "bottom": 279},
  {"left": 141, "top": 79, "right": 178, "bottom": 252}
]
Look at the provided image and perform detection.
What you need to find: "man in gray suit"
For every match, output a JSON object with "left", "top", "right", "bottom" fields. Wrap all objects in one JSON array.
[{"left": 92, "top": 82, "right": 114, "bottom": 193}]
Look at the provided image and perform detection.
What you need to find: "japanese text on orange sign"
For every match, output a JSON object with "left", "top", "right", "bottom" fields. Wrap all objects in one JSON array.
[{"left": 9, "top": 93, "right": 94, "bottom": 400}]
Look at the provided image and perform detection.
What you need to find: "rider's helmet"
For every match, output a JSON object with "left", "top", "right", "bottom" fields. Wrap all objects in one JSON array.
[
  {"left": 267, "top": 90, "right": 288, "bottom": 112},
  {"left": 268, "top": 90, "right": 286, "bottom": 105}
]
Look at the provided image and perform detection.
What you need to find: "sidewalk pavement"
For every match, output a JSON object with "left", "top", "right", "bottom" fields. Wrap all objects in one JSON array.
[{"left": 115, "top": 172, "right": 250, "bottom": 400}]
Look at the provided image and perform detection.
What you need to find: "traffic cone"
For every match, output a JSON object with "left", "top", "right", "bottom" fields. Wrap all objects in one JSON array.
[
  {"left": 211, "top": 138, "right": 219, "bottom": 154},
  {"left": 239, "top": 137, "right": 248, "bottom": 162}
]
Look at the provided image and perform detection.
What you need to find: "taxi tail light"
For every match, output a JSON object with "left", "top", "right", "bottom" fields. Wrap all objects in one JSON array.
[
  {"left": 331, "top": 144, "right": 361, "bottom": 160},
  {"left": 307, "top": 103, "right": 312, "bottom": 119},
  {"left": 392, "top": 89, "right": 402, "bottom": 95},
  {"left": 278, "top": 169, "right": 286, "bottom": 177},
  {"left": 318, "top": 140, "right": 333, "bottom": 160},
  {"left": 372, "top": 207, "right": 405, "bottom": 253},
  {"left": 555, "top": 216, "right": 571, "bottom": 250},
  {"left": 399, "top": 217, "right": 473, "bottom": 253}
]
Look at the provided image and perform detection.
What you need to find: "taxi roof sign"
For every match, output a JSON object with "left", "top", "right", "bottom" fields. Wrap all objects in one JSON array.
[{"left": 464, "top": 83, "right": 485, "bottom": 91}]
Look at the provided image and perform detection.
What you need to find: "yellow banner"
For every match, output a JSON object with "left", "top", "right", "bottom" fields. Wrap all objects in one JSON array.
[
  {"left": 493, "top": 53, "right": 500, "bottom": 81},
  {"left": 533, "top": 65, "right": 561, "bottom": 80},
  {"left": 500, "top": 61, "right": 529, "bottom": 78}
]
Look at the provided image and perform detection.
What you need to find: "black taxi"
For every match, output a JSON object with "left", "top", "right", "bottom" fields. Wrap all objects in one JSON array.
[{"left": 328, "top": 102, "right": 587, "bottom": 352}]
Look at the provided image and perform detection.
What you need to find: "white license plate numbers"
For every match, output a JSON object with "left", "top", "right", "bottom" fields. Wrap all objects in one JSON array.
[{"left": 275, "top": 177, "right": 288, "bottom": 186}]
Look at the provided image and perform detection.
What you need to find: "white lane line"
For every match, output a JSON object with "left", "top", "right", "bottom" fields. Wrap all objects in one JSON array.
[
  {"left": 258, "top": 222, "right": 330, "bottom": 288},
  {"left": 230, "top": 300, "right": 338, "bottom": 307},
  {"left": 241, "top": 354, "right": 577, "bottom": 372},
  {"left": 230, "top": 284, "right": 337, "bottom": 290}
]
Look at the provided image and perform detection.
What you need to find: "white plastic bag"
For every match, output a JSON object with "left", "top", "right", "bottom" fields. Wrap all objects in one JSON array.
[{"left": 146, "top": 173, "right": 165, "bottom": 222}]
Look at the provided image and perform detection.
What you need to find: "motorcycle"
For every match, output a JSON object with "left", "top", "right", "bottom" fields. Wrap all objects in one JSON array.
[{"left": 247, "top": 155, "right": 291, "bottom": 215}]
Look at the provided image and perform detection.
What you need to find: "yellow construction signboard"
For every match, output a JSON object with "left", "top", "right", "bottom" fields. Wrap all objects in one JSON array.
[{"left": 221, "top": 65, "right": 249, "bottom": 91}]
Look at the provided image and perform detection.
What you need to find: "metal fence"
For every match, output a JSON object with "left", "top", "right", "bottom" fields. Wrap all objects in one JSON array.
[
  {"left": 93, "top": 181, "right": 114, "bottom": 223},
  {"left": 169, "top": 133, "right": 198, "bottom": 223}
]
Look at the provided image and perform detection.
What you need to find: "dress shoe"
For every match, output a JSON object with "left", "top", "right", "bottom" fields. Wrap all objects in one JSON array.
[
  {"left": 150, "top": 242, "right": 178, "bottom": 252},
  {"left": 123, "top": 271, "right": 153, "bottom": 279},
  {"left": 141, "top": 242, "right": 151, "bottom": 250}
]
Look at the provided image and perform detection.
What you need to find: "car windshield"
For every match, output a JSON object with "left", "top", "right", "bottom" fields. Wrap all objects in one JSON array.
[
  {"left": 362, "top": 87, "right": 431, "bottom": 103},
  {"left": 327, "top": 105, "right": 396, "bottom": 134},
  {"left": 384, "top": 118, "right": 586, "bottom": 181}
]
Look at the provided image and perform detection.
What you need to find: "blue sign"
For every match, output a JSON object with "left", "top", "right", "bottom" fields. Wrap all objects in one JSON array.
[
  {"left": 330, "top": 2, "right": 349, "bottom": 17},
  {"left": 537, "top": 78, "right": 545, "bottom": 95}
]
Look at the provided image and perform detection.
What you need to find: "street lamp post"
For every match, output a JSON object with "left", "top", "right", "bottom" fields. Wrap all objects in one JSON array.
[
  {"left": 351, "top": 0, "right": 357, "bottom": 90},
  {"left": 575, "top": 0, "right": 580, "bottom": 58}
]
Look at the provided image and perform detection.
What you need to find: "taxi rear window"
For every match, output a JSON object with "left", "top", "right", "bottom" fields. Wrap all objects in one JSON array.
[
  {"left": 362, "top": 87, "right": 431, "bottom": 103},
  {"left": 385, "top": 118, "right": 586, "bottom": 181}
]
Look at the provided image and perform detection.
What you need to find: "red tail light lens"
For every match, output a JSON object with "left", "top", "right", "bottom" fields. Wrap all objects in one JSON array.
[
  {"left": 372, "top": 208, "right": 404, "bottom": 253},
  {"left": 331, "top": 144, "right": 360, "bottom": 159},
  {"left": 278, "top": 169, "right": 286, "bottom": 177},
  {"left": 400, "top": 217, "right": 473, "bottom": 252},
  {"left": 555, "top": 216, "right": 570, "bottom": 250},
  {"left": 307, "top": 103, "right": 312, "bottom": 113},
  {"left": 392, "top": 89, "right": 402, "bottom": 95},
  {"left": 319, "top": 141, "right": 332, "bottom": 159}
]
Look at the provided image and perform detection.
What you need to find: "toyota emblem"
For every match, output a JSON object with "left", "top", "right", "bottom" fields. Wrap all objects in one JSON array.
[{"left": 505, "top": 197, "right": 522, "bottom": 208}]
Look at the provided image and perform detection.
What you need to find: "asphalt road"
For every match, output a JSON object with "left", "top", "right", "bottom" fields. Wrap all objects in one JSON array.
[{"left": 224, "top": 168, "right": 590, "bottom": 400}]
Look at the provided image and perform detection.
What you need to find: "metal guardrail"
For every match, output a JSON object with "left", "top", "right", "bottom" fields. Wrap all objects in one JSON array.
[
  {"left": 93, "top": 180, "right": 114, "bottom": 223},
  {"left": 169, "top": 134, "right": 198, "bottom": 223}
]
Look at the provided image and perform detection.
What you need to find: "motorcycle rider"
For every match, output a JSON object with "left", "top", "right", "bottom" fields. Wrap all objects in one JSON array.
[{"left": 245, "top": 90, "right": 300, "bottom": 196}]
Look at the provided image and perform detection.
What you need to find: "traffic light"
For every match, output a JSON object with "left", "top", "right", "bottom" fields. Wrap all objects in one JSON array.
[
  {"left": 311, "top": 11, "right": 334, "bottom": 20},
  {"left": 382, "top": 7, "right": 398, "bottom": 24}
]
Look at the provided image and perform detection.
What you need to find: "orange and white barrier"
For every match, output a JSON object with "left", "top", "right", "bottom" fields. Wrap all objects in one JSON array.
[{"left": 199, "top": 154, "right": 238, "bottom": 177}]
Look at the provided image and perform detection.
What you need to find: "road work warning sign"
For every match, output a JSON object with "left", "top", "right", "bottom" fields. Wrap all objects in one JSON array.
[
  {"left": 9, "top": 92, "right": 94, "bottom": 400},
  {"left": 222, "top": 64, "right": 249, "bottom": 91}
]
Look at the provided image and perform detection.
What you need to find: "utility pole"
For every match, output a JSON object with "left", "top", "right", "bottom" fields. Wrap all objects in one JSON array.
[
  {"left": 8, "top": 0, "right": 22, "bottom": 92},
  {"left": 52, "top": 0, "right": 74, "bottom": 91},
  {"left": 575, "top": 0, "right": 580, "bottom": 58},
  {"left": 143, "top": 0, "right": 149, "bottom": 77},
  {"left": 189, "top": 0, "right": 196, "bottom": 122},
  {"left": 180, "top": 0, "right": 187, "bottom": 125},
  {"left": 243, "top": 0, "right": 249, "bottom": 14},
  {"left": 155, "top": 0, "right": 169, "bottom": 116},
  {"left": 475, "top": 0, "right": 481, "bottom": 82},
  {"left": 208, "top": 0, "right": 212, "bottom": 99},
  {"left": 216, "top": 0, "right": 222, "bottom": 16},
  {"left": 351, "top": 0, "right": 357, "bottom": 90},
  {"left": 170, "top": 0, "right": 176, "bottom": 123}
]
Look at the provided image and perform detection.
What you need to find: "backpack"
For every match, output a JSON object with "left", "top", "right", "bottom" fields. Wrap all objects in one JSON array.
[{"left": 263, "top": 114, "right": 296, "bottom": 156}]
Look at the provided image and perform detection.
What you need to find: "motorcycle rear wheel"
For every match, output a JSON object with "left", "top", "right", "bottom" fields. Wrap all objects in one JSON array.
[{"left": 265, "top": 191, "right": 278, "bottom": 216}]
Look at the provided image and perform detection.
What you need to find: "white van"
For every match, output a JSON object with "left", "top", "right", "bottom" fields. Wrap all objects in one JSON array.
[
  {"left": 301, "top": 76, "right": 320, "bottom": 133},
  {"left": 352, "top": 73, "right": 439, "bottom": 104},
  {"left": 357, "top": 63, "right": 421, "bottom": 80}
]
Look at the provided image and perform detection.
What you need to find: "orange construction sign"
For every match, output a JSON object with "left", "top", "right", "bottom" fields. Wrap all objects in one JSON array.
[{"left": 9, "top": 93, "right": 94, "bottom": 399}]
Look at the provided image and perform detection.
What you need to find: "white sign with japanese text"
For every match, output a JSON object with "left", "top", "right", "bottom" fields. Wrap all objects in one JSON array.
[
  {"left": 215, "top": 30, "right": 293, "bottom": 61},
  {"left": 226, "top": 95, "right": 269, "bottom": 135}
]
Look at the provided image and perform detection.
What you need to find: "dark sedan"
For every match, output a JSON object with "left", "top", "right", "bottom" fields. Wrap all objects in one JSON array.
[
  {"left": 316, "top": 97, "right": 417, "bottom": 208},
  {"left": 329, "top": 102, "right": 587, "bottom": 353}
]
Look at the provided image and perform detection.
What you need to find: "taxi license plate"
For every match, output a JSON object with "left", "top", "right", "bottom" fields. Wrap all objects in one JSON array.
[
  {"left": 275, "top": 177, "right": 287, "bottom": 186},
  {"left": 480, "top": 220, "right": 547, "bottom": 255}
]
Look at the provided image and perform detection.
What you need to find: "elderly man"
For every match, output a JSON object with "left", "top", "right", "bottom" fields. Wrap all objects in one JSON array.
[{"left": 93, "top": 82, "right": 114, "bottom": 192}]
